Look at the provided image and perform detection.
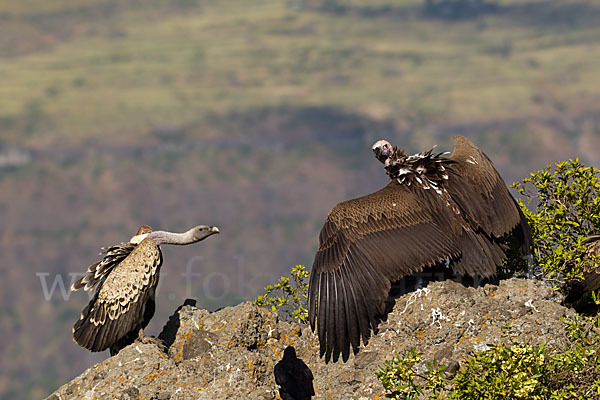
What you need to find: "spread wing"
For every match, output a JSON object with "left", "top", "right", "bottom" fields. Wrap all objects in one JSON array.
[
  {"left": 72, "top": 224, "right": 155, "bottom": 293},
  {"left": 71, "top": 243, "right": 136, "bottom": 292},
  {"left": 448, "top": 135, "right": 532, "bottom": 252},
  {"left": 308, "top": 182, "right": 463, "bottom": 362},
  {"left": 73, "top": 238, "right": 162, "bottom": 352}
]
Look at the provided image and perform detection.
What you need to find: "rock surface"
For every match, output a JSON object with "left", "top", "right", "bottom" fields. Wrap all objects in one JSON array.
[{"left": 46, "top": 278, "right": 574, "bottom": 399}]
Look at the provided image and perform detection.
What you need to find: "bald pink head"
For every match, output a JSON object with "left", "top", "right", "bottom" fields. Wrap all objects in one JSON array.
[{"left": 372, "top": 139, "right": 393, "bottom": 165}]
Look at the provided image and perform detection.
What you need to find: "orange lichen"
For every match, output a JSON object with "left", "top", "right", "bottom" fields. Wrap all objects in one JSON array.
[
  {"left": 143, "top": 370, "right": 163, "bottom": 381},
  {"left": 171, "top": 329, "right": 194, "bottom": 362},
  {"left": 272, "top": 346, "right": 282, "bottom": 359},
  {"left": 456, "top": 335, "right": 472, "bottom": 344}
]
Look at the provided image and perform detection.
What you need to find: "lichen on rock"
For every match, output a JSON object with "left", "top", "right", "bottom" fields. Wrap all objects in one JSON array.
[{"left": 46, "top": 278, "right": 575, "bottom": 400}]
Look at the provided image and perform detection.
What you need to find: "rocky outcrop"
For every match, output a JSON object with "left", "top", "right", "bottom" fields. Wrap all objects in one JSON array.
[{"left": 46, "top": 278, "right": 574, "bottom": 400}]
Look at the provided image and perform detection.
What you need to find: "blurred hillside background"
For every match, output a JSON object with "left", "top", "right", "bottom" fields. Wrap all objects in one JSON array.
[{"left": 0, "top": 0, "right": 599, "bottom": 398}]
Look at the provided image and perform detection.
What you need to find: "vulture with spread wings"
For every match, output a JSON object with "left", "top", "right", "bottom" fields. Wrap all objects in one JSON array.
[{"left": 308, "top": 135, "right": 532, "bottom": 362}]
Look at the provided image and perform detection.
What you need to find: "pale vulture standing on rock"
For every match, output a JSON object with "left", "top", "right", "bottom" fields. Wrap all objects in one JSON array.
[
  {"left": 308, "top": 135, "right": 532, "bottom": 362},
  {"left": 72, "top": 224, "right": 219, "bottom": 355}
]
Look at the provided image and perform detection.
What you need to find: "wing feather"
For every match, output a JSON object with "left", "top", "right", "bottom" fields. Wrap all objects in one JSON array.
[
  {"left": 340, "top": 263, "right": 360, "bottom": 353},
  {"left": 333, "top": 269, "right": 349, "bottom": 362},
  {"left": 317, "top": 273, "right": 328, "bottom": 357},
  {"left": 448, "top": 135, "right": 530, "bottom": 244},
  {"left": 337, "top": 266, "right": 353, "bottom": 360},
  {"left": 325, "top": 273, "right": 335, "bottom": 359},
  {"left": 328, "top": 272, "right": 339, "bottom": 361},
  {"left": 307, "top": 268, "right": 319, "bottom": 328},
  {"left": 342, "top": 252, "right": 372, "bottom": 346},
  {"left": 310, "top": 182, "right": 462, "bottom": 361},
  {"left": 452, "top": 228, "right": 504, "bottom": 277},
  {"left": 71, "top": 243, "right": 137, "bottom": 292}
]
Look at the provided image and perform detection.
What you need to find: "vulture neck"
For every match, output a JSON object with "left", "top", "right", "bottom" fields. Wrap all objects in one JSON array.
[
  {"left": 131, "top": 230, "right": 197, "bottom": 246},
  {"left": 384, "top": 148, "right": 454, "bottom": 190}
]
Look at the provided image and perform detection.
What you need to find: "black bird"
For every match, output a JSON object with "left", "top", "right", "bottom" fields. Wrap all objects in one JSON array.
[
  {"left": 274, "top": 346, "right": 315, "bottom": 400},
  {"left": 308, "top": 135, "right": 532, "bottom": 362}
]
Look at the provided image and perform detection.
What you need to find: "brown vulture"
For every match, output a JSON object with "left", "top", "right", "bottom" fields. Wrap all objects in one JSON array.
[
  {"left": 582, "top": 234, "right": 600, "bottom": 293},
  {"left": 308, "top": 135, "right": 532, "bottom": 362},
  {"left": 71, "top": 224, "right": 219, "bottom": 355}
]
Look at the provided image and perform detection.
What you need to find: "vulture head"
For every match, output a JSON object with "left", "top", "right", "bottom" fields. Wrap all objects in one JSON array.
[
  {"left": 190, "top": 225, "right": 220, "bottom": 242},
  {"left": 372, "top": 140, "right": 393, "bottom": 165}
]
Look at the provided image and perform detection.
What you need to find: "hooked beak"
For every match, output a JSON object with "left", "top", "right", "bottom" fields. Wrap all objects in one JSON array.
[
  {"left": 373, "top": 146, "right": 382, "bottom": 159},
  {"left": 210, "top": 226, "right": 220, "bottom": 234}
]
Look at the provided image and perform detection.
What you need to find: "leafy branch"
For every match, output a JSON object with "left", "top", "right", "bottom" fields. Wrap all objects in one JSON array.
[
  {"left": 376, "top": 348, "right": 449, "bottom": 400},
  {"left": 254, "top": 264, "right": 309, "bottom": 324}
]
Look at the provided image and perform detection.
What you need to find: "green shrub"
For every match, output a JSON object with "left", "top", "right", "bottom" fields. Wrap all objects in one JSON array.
[
  {"left": 552, "top": 314, "right": 600, "bottom": 399},
  {"left": 512, "top": 159, "right": 600, "bottom": 285},
  {"left": 451, "top": 316, "right": 600, "bottom": 399},
  {"left": 376, "top": 316, "right": 600, "bottom": 399},
  {"left": 469, "top": 316, "right": 600, "bottom": 399},
  {"left": 376, "top": 348, "right": 448, "bottom": 400},
  {"left": 254, "top": 264, "right": 309, "bottom": 324},
  {"left": 451, "top": 341, "right": 550, "bottom": 399}
]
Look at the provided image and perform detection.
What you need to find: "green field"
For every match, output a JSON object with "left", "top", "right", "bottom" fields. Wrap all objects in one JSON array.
[{"left": 1, "top": 0, "right": 599, "bottom": 147}]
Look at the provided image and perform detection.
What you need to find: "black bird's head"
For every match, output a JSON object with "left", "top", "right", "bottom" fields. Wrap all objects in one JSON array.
[
  {"left": 283, "top": 346, "right": 297, "bottom": 359},
  {"left": 372, "top": 139, "right": 393, "bottom": 165}
]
